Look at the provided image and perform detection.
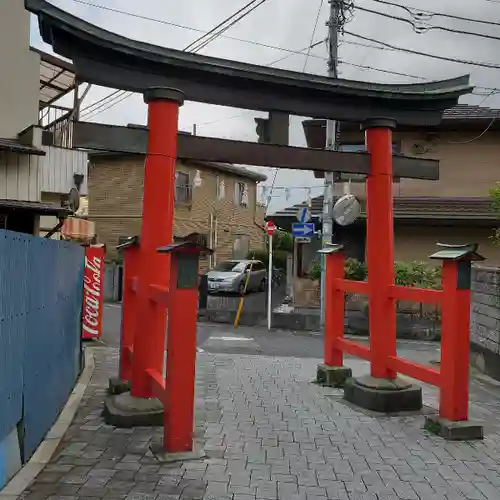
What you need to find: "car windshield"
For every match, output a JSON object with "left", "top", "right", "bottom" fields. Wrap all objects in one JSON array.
[{"left": 213, "top": 261, "right": 247, "bottom": 272}]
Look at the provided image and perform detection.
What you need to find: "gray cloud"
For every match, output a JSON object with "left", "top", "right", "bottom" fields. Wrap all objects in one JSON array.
[{"left": 31, "top": 0, "right": 500, "bottom": 212}]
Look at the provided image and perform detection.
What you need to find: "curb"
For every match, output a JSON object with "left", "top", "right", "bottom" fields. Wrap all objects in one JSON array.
[{"left": 0, "top": 347, "right": 95, "bottom": 499}]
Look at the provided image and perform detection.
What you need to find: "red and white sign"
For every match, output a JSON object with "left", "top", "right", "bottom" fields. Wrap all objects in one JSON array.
[
  {"left": 62, "top": 217, "right": 96, "bottom": 242},
  {"left": 265, "top": 221, "right": 276, "bottom": 236},
  {"left": 82, "top": 245, "right": 105, "bottom": 340}
]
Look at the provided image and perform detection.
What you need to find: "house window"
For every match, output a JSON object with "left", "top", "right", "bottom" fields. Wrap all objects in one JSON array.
[
  {"left": 175, "top": 171, "right": 191, "bottom": 204},
  {"left": 216, "top": 176, "right": 225, "bottom": 200},
  {"left": 233, "top": 235, "right": 250, "bottom": 259},
  {"left": 234, "top": 181, "right": 249, "bottom": 207}
]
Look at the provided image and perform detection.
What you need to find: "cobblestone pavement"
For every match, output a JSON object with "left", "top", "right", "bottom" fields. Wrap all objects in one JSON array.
[{"left": 21, "top": 346, "right": 500, "bottom": 500}]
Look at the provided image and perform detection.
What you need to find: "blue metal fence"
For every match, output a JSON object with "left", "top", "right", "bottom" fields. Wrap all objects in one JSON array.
[{"left": 0, "top": 230, "right": 84, "bottom": 462}]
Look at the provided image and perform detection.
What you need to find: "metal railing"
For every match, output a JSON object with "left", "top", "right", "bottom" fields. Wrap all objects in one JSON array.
[{"left": 39, "top": 105, "right": 74, "bottom": 149}]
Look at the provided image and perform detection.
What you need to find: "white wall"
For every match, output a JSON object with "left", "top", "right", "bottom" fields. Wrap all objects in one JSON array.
[
  {"left": 0, "top": 0, "right": 40, "bottom": 138},
  {"left": 39, "top": 146, "right": 89, "bottom": 196},
  {"left": 0, "top": 151, "right": 41, "bottom": 201}
]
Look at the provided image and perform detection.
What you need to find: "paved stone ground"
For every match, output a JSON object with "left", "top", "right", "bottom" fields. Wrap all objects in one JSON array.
[{"left": 20, "top": 346, "right": 500, "bottom": 500}]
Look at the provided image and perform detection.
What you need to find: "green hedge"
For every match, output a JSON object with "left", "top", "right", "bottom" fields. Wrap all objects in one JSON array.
[
  {"left": 247, "top": 248, "right": 288, "bottom": 270},
  {"left": 308, "top": 258, "right": 441, "bottom": 289}
]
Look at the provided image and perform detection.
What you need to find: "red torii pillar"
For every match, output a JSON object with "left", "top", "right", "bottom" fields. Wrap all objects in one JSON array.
[
  {"left": 318, "top": 117, "right": 484, "bottom": 439},
  {"left": 318, "top": 117, "right": 422, "bottom": 409},
  {"left": 130, "top": 88, "right": 184, "bottom": 399}
]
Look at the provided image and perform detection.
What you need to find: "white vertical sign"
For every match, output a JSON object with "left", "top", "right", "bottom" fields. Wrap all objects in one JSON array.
[{"left": 265, "top": 221, "right": 276, "bottom": 331}]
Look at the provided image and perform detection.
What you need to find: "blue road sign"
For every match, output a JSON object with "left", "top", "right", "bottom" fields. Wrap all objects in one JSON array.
[
  {"left": 297, "top": 206, "right": 310, "bottom": 223},
  {"left": 292, "top": 222, "right": 315, "bottom": 237}
]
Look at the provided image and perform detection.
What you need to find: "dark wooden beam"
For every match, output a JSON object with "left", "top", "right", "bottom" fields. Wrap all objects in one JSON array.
[{"left": 74, "top": 121, "right": 439, "bottom": 180}]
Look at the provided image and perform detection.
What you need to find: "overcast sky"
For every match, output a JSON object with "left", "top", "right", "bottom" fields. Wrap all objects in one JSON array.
[{"left": 30, "top": 0, "right": 500, "bottom": 213}]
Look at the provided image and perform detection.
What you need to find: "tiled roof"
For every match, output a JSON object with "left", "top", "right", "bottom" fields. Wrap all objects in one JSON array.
[
  {"left": 271, "top": 196, "right": 498, "bottom": 220},
  {"left": 442, "top": 104, "right": 500, "bottom": 121},
  {"left": 0, "top": 199, "right": 71, "bottom": 217},
  {"left": 185, "top": 159, "right": 267, "bottom": 182},
  {"left": 0, "top": 138, "right": 45, "bottom": 156}
]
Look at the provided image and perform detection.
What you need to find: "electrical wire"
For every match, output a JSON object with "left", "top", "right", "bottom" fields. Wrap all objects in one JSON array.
[
  {"left": 447, "top": 91, "right": 498, "bottom": 144},
  {"left": 82, "top": 38, "right": 327, "bottom": 121},
  {"left": 366, "top": 0, "right": 500, "bottom": 27},
  {"left": 343, "top": 31, "right": 500, "bottom": 70},
  {"left": 187, "top": 0, "right": 270, "bottom": 53},
  {"left": 340, "top": 59, "right": 500, "bottom": 96},
  {"left": 303, "top": 0, "right": 324, "bottom": 72},
  {"left": 184, "top": 0, "right": 261, "bottom": 51},
  {"left": 181, "top": 39, "right": 327, "bottom": 129},
  {"left": 71, "top": 0, "right": 326, "bottom": 63},
  {"left": 80, "top": 92, "right": 132, "bottom": 120},
  {"left": 79, "top": 1, "right": 331, "bottom": 119},
  {"left": 354, "top": 4, "right": 500, "bottom": 43},
  {"left": 80, "top": 89, "right": 125, "bottom": 116}
]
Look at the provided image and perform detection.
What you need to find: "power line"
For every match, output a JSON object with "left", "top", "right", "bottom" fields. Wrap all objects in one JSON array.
[
  {"left": 355, "top": 4, "right": 500, "bottom": 43},
  {"left": 76, "top": 2, "right": 331, "bottom": 119},
  {"left": 80, "top": 89, "right": 125, "bottom": 116},
  {"left": 81, "top": 92, "right": 131, "bottom": 120},
  {"left": 69, "top": 0, "right": 325, "bottom": 62},
  {"left": 80, "top": 0, "right": 272, "bottom": 119},
  {"left": 82, "top": 38, "right": 328, "bottom": 121},
  {"left": 187, "top": 0, "right": 270, "bottom": 53},
  {"left": 184, "top": 0, "right": 261, "bottom": 51},
  {"left": 366, "top": 0, "right": 500, "bottom": 27},
  {"left": 344, "top": 31, "right": 500, "bottom": 70},
  {"left": 174, "top": 39, "right": 327, "bottom": 129},
  {"left": 303, "top": 0, "right": 325, "bottom": 72},
  {"left": 339, "top": 58, "right": 500, "bottom": 95}
]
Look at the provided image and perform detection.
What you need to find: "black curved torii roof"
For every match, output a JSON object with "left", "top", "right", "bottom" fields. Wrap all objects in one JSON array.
[{"left": 26, "top": 0, "right": 473, "bottom": 126}]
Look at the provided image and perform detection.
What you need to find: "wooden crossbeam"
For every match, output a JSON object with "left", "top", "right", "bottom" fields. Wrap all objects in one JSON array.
[{"left": 74, "top": 121, "right": 439, "bottom": 180}]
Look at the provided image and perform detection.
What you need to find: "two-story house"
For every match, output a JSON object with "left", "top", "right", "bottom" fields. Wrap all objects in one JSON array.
[
  {"left": 88, "top": 151, "right": 267, "bottom": 267},
  {"left": 0, "top": 0, "right": 89, "bottom": 238},
  {"left": 272, "top": 105, "right": 500, "bottom": 269}
]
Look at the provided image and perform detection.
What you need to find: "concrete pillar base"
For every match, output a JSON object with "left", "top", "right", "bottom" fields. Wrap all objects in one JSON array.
[
  {"left": 150, "top": 443, "right": 206, "bottom": 463},
  {"left": 424, "top": 415, "right": 483, "bottom": 441},
  {"left": 344, "top": 375, "right": 422, "bottom": 413},
  {"left": 103, "top": 392, "right": 163, "bottom": 428},
  {"left": 108, "top": 377, "right": 131, "bottom": 395},
  {"left": 316, "top": 364, "right": 352, "bottom": 388}
]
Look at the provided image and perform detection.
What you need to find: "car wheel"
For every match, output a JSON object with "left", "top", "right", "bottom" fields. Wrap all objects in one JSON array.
[
  {"left": 259, "top": 278, "right": 267, "bottom": 292},
  {"left": 238, "top": 282, "right": 246, "bottom": 296}
]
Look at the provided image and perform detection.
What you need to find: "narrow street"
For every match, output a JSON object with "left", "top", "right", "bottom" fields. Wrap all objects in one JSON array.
[{"left": 14, "top": 304, "right": 500, "bottom": 499}]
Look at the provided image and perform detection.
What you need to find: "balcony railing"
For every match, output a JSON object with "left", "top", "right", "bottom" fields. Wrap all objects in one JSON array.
[{"left": 39, "top": 104, "right": 74, "bottom": 149}]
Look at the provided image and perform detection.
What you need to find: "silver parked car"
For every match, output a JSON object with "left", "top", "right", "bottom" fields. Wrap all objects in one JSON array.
[{"left": 207, "top": 259, "right": 267, "bottom": 295}]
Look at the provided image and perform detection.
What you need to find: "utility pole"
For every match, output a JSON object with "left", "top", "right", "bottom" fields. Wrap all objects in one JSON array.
[{"left": 320, "top": 0, "right": 348, "bottom": 325}]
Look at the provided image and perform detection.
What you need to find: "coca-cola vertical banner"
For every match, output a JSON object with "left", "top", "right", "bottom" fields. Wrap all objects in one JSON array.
[{"left": 82, "top": 245, "right": 105, "bottom": 339}]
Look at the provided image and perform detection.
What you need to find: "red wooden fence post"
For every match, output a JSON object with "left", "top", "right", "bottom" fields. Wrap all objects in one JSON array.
[
  {"left": 156, "top": 242, "right": 212, "bottom": 454},
  {"left": 118, "top": 237, "right": 139, "bottom": 383},
  {"left": 364, "top": 119, "right": 397, "bottom": 379},
  {"left": 425, "top": 243, "right": 484, "bottom": 439},
  {"left": 131, "top": 88, "right": 184, "bottom": 398},
  {"left": 316, "top": 245, "right": 352, "bottom": 387}
]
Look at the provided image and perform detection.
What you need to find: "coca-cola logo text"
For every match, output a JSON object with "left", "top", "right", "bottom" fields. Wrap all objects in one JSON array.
[{"left": 82, "top": 254, "right": 102, "bottom": 336}]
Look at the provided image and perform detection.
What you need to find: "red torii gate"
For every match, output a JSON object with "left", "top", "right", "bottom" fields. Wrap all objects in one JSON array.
[
  {"left": 25, "top": 0, "right": 482, "bottom": 455},
  {"left": 316, "top": 121, "right": 484, "bottom": 440}
]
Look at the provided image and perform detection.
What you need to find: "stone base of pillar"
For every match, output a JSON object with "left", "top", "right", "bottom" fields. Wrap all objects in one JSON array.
[
  {"left": 424, "top": 415, "right": 483, "bottom": 441},
  {"left": 108, "top": 377, "right": 131, "bottom": 395},
  {"left": 150, "top": 443, "right": 206, "bottom": 463},
  {"left": 103, "top": 392, "right": 163, "bottom": 427},
  {"left": 316, "top": 364, "right": 352, "bottom": 388},
  {"left": 344, "top": 375, "right": 422, "bottom": 413}
]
